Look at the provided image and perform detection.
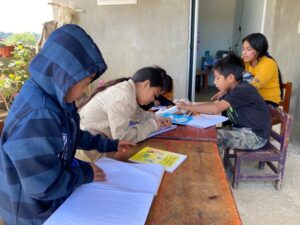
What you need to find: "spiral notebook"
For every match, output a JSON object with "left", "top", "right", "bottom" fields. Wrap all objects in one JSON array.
[{"left": 44, "top": 158, "right": 164, "bottom": 225}]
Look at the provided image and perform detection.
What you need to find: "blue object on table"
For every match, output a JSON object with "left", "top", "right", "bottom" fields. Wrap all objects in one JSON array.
[{"left": 161, "top": 112, "right": 192, "bottom": 125}]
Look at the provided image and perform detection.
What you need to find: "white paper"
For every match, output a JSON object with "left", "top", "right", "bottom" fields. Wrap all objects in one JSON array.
[
  {"left": 97, "top": 0, "right": 137, "bottom": 5},
  {"left": 44, "top": 158, "right": 164, "bottom": 225},
  {"left": 44, "top": 187, "right": 153, "bottom": 225},
  {"left": 187, "top": 114, "right": 228, "bottom": 128},
  {"left": 90, "top": 157, "right": 164, "bottom": 195}
]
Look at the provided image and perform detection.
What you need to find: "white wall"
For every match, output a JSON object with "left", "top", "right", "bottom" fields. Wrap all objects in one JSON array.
[
  {"left": 197, "top": 0, "right": 236, "bottom": 84},
  {"left": 197, "top": 0, "right": 236, "bottom": 62},
  {"left": 54, "top": 0, "right": 190, "bottom": 99},
  {"left": 232, "top": 0, "right": 266, "bottom": 53}
]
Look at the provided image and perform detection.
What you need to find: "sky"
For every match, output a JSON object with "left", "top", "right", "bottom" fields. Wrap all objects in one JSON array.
[{"left": 0, "top": 0, "right": 53, "bottom": 33}]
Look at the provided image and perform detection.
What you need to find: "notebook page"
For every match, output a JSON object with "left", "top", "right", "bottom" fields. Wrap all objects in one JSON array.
[
  {"left": 128, "top": 162, "right": 164, "bottom": 195},
  {"left": 187, "top": 114, "right": 228, "bottom": 128},
  {"left": 83, "top": 158, "right": 164, "bottom": 195},
  {"left": 44, "top": 186, "right": 153, "bottom": 225}
]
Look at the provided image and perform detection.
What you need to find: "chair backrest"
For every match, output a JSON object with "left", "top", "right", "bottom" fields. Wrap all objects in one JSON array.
[
  {"left": 279, "top": 82, "right": 292, "bottom": 113},
  {"left": 269, "top": 106, "right": 292, "bottom": 155}
]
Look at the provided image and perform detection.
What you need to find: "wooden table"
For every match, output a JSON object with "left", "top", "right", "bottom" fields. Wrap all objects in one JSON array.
[
  {"left": 115, "top": 137, "right": 241, "bottom": 225},
  {"left": 151, "top": 125, "right": 216, "bottom": 142}
]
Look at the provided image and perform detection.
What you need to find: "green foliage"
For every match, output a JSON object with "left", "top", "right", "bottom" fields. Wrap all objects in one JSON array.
[
  {"left": 4, "top": 32, "right": 37, "bottom": 46},
  {"left": 0, "top": 43, "right": 34, "bottom": 111}
]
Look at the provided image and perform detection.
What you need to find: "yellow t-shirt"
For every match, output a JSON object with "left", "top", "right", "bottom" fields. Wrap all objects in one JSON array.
[{"left": 245, "top": 56, "right": 281, "bottom": 104}]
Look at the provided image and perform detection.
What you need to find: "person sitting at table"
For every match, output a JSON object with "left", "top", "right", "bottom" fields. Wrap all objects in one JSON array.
[
  {"left": 212, "top": 33, "right": 282, "bottom": 107},
  {"left": 176, "top": 53, "right": 271, "bottom": 152},
  {"left": 75, "top": 67, "right": 172, "bottom": 162},
  {"left": 242, "top": 33, "right": 282, "bottom": 106},
  {"left": 141, "top": 67, "right": 175, "bottom": 111}
]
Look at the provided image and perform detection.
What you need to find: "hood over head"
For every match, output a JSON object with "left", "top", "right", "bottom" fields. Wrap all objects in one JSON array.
[{"left": 29, "top": 24, "right": 107, "bottom": 108}]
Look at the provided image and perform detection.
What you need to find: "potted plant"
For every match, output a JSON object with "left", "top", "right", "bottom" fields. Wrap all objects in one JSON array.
[
  {"left": 0, "top": 43, "right": 34, "bottom": 112},
  {"left": 0, "top": 41, "right": 14, "bottom": 58},
  {"left": 0, "top": 40, "right": 5, "bottom": 57}
]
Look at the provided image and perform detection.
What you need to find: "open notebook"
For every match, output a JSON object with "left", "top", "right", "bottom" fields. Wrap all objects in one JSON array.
[
  {"left": 44, "top": 158, "right": 164, "bottom": 225},
  {"left": 157, "top": 106, "right": 228, "bottom": 129},
  {"left": 186, "top": 114, "right": 228, "bottom": 128}
]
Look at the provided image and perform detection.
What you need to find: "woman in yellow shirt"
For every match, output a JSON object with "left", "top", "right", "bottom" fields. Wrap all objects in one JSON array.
[
  {"left": 242, "top": 33, "right": 282, "bottom": 106},
  {"left": 212, "top": 33, "right": 282, "bottom": 107}
]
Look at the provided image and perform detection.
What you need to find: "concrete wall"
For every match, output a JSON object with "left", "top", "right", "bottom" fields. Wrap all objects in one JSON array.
[
  {"left": 55, "top": 0, "right": 190, "bottom": 99},
  {"left": 264, "top": 0, "right": 300, "bottom": 147}
]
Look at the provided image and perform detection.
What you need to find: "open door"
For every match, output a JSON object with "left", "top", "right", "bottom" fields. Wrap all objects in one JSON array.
[{"left": 187, "top": 0, "right": 199, "bottom": 101}]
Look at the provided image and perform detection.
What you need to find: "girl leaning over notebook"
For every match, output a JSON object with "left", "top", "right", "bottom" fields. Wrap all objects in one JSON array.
[{"left": 75, "top": 67, "right": 172, "bottom": 162}]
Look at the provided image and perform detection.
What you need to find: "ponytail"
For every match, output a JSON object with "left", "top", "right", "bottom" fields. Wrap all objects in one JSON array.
[
  {"left": 266, "top": 54, "right": 283, "bottom": 99},
  {"left": 77, "top": 77, "right": 130, "bottom": 108}
]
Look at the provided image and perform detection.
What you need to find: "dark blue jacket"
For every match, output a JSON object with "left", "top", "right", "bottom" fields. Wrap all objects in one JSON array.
[{"left": 0, "top": 24, "right": 118, "bottom": 225}]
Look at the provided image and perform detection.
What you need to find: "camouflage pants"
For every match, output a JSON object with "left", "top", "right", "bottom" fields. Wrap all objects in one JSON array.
[{"left": 217, "top": 127, "right": 267, "bottom": 152}]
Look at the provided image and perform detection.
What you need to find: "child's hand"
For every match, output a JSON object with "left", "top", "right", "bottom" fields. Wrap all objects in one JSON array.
[
  {"left": 176, "top": 101, "right": 190, "bottom": 112},
  {"left": 158, "top": 117, "right": 172, "bottom": 127},
  {"left": 117, "top": 141, "right": 136, "bottom": 153},
  {"left": 89, "top": 163, "right": 106, "bottom": 182}
]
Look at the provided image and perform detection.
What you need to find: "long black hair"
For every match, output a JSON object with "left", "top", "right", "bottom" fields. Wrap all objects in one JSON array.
[
  {"left": 242, "top": 33, "right": 283, "bottom": 98},
  {"left": 77, "top": 67, "right": 163, "bottom": 108},
  {"left": 153, "top": 66, "right": 173, "bottom": 92}
]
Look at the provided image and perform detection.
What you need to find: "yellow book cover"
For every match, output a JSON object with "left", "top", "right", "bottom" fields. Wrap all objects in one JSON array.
[{"left": 129, "top": 146, "right": 187, "bottom": 172}]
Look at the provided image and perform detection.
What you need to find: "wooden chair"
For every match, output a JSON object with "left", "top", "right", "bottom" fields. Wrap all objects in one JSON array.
[
  {"left": 196, "top": 69, "right": 209, "bottom": 92},
  {"left": 223, "top": 106, "right": 292, "bottom": 190},
  {"left": 279, "top": 82, "right": 292, "bottom": 113},
  {"left": 272, "top": 82, "right": 292, "bottom": 125}
]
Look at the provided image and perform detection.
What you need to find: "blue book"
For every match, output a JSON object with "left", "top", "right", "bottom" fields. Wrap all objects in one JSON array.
[{"left": 160, "top": 112, "right": 192, "bottom": 125}]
